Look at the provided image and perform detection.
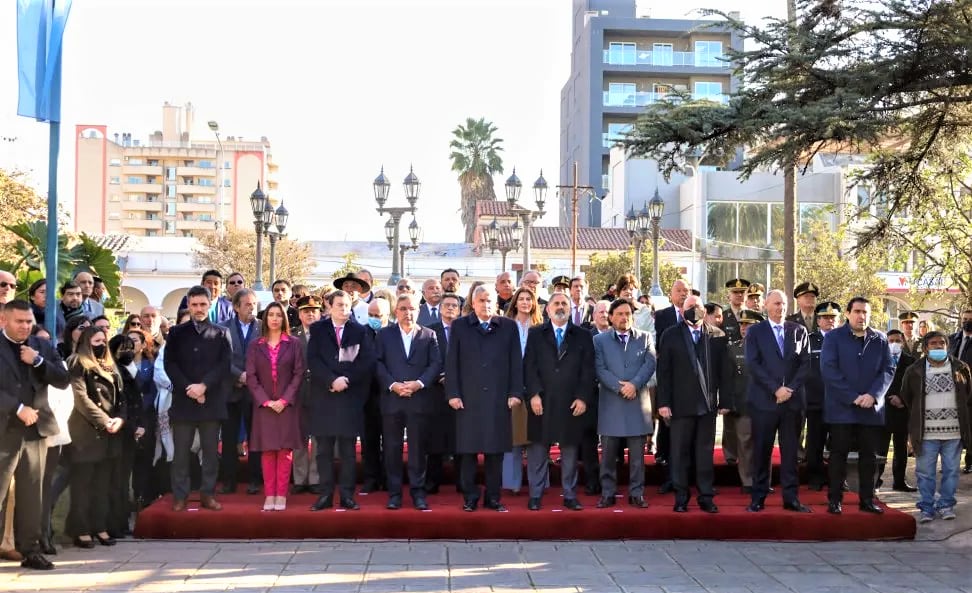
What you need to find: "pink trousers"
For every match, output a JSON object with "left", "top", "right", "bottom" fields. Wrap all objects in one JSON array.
[{"left": 261, "top": 449, "right": 294, "bottom": 497}]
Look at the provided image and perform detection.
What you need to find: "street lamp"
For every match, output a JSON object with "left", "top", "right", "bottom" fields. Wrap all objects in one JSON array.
[
  {"left": 249, "top": 182, "right": 268, "bottom": 290},
  {"left": 625, "top": 202, "right": 652, "bottom": 286},
  {"left": 648, "top": 187, "right": 665, "bottom": 297},
  {"left": 374, "top": 166, "right": 421, "bottom": 284},
  {"left": 503, "top": 168, "right": 547, "bottom": 272},
  {"left": 207, "top": 121, "right": 224, "bottom": 236},
  {"left": 267, "top": 200, "right": 289, "bottom": 285},
  {"left": 482, "top": 216, "right": 521, "bottom": 271}
]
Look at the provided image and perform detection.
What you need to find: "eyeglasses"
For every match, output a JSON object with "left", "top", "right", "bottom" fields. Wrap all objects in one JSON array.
[
  {"left": 0, "top": 282, "right": 17, "bottom": 290},
  {"left": 228, "top": 280, "right": 244, "bottom": 286},
  {"left": 130, "top": 322, "right": 142, "bottom": 327}
]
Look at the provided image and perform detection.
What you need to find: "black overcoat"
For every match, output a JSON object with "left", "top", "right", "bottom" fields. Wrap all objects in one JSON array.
[{"left": 306, "top": 318, "right": 375, "bottom": 438}]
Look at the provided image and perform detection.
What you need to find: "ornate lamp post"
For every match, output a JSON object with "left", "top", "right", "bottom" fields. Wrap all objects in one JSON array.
[
  {"left": 504, "top": 168, "right": 547, "bottom": 272},
  {"left": 648, "top": 188, "right": 665, "bottom": 297},
  {"left": 249, "top": 182, "right": 268, "bottom": 290},
  {"left": 374, "top": 166, "right": 421, "bottom": 284},
  {"left": 482, "top": 216, "right": 522, "bottom": 271},
  {"left": 625, "top": 201, "right": 651, "bottom": 286},
  {"left": 267, "top": 200, "right": 289, "bottom": 285}
]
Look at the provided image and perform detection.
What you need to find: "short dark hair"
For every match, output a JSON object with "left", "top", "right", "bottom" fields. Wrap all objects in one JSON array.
[
  {"left": 440, "top": 292, "right": 461, "bottom": 306},
  {"left": 30, "top": 324, "right": 51, "bottom": 339},
  {"left": 886, "top": 329, "right": 903, "bottom": 338},
  {"left": 201, "top": 269, "right": 223, "bottom": 282},
  {"left": 227, "top": 271, "right": 245, "bottom": 283},
  {"left": 2, "top": 299, "right": 30, "bottom": 313},
  {"left": 60, "top": 281, "right": 81, "bottom": 296},
  {"left": 704, "top": 303, "right": 723, "bottom": 315},
  {"left": 186, "top": 285, "right": 212, "bottom": 302},
  {"left": 846, "top": 296, "right": 870, "bottom": 312},
  {"left": 609, "top": 297, "right": 634, "bottom": 316},
  {"left": 176, "top": 308, "right": 191, "bottom": 323},
  {"left": 271, "top": 279, "right": 291, "bottom": 290},
  {"left": 327, "top": 289, "right": 349, "bottom": 305},
  {"left": 28, "top": 278, "right": 46, "bottom": 297},
  {"left": 108, "top": 333, "right": 135, "bottom": 360},
  {"left": 440, "top": 268, "right": 460, "bottom": 279},
  {"left": 570, "top": 276, "right": 585, "bottom": 289},
  {"left": 922, "top": 330, "right": 949, "bottom": 350},
  {"left": 232, "top": 288, "right": 256, "bottom": 307},
  {"left": 90, "top": 315, "right": 110, "bottom": 325}
]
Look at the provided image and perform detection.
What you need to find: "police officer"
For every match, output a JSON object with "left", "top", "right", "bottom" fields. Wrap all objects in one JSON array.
[
  {"left": 897, "top": 311, "right": 921, "bottom": 357},
  {"left": 725, "top": 309, "right": 763, "bottom": 493},
  {"left": 722, "top": 278, "right": 750, "bottom": 343},
  {"left": 805, "top": 301, "right": 840, "bottom": 490},
  {"left": 787, "top": 282, "right": 819, "bottom": 331},
  {"left": 745, "top": 283, "right": 765, "bottom": 313}
]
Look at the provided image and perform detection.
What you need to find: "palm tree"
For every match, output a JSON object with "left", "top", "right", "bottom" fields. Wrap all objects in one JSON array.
[{"left": 449, "top": 117, "right": 504, "bottom": 243}]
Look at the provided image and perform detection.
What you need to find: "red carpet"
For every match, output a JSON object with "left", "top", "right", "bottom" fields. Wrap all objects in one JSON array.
[{"left": 134, "top": 488, "right": 915, "bottom": 541}]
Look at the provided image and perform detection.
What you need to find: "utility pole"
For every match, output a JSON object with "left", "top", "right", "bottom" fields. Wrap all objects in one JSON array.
[{"left": 555, "top": 162, "right": 597, "bottom": 276}]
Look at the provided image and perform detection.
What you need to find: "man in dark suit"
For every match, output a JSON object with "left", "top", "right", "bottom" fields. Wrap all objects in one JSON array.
[
  {"left": 786, "top": 282, "right": 819, "bottom": 331},
  {"left": 262, "top": 280, "right": 300, "bottom": 329},
  {"left": 651, "top": 278, "right": 689, "bottom": 487},
  {"left": 567, "top": 276, "right": 594, "bottom": 329},
  {"left": 446, "top": 285, "right": 524, "bottom": 512},
  {"left": 218, "top": 288, "right": 262, "bottom": 495},
  {"left": 424, "top": 292, "right": 462, "bottom": 493},
  {"left": 416, "top": 279, "right": 443, "bottom": 328},
  {"left": 0, "top": 300, "right": 69, "bottom": 570},
  {"left": 164, "top": 285, "right": 232, "bottom": 513},
  {"left": 744, "top": 289, "right": 812, "bottom": 513},
  {"left": 523, "top": 293, "right": 595, "bottom": 511},
  {"left": 307, "top": 290, "right": 376, "bottom": 511},
  {"left": 657, "top": 295, "right": 731, "bottom": 513},
  {"left": 877, "top": 329, "right": 917, "bottom": 492},
  {"left": 950, "top": 309, "right": 972, "bottom": 472},
  {"left": 375, "top": 294, "right": 441, "bottom": 510}
]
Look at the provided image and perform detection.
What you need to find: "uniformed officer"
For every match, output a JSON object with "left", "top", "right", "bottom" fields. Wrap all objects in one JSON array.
[
  {"left": 549, "top": 275, "right": 571, "bottom": 295},
  {"left": 745, "top": 283, "right": 765, "bottom": 313},
  {"left": 897, "top": 311, "right": 921, "bottom": 357},
  {"left": 725, "top": 309, "right": 763, "bottom": 493},
  {"left": 805, "top": 301, "right": 840, "bottom": 490},
  {"left": 722, "top": 278, "right": 750, "bottom": 343},
  {"left": 787, "top": 282, "right": 819, "bottom": 331}
]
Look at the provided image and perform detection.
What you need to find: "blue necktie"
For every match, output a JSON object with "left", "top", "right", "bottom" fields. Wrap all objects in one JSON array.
[
  {"left": 555, "top": 327, "right": 564, "bottom": 348},
  {"left": 481, "top": 321, "right": 490, "bottom": 331},
  {"left": 617, "top": 333, "right": 627, "bottom": 347},
  {"left": 892, "top": 354, "right": 899, "bottom": 366},
  {"left": 692, "top": 329, "right": 700, "bottom": 344},
  {"left": 775, "top": 325, "right": 784, "bottom": 354}
]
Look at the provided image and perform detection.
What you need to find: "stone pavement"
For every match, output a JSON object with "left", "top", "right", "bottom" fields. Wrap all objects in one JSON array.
[{"left": 0, "top": 534, "right": 970, "bottom": 593}]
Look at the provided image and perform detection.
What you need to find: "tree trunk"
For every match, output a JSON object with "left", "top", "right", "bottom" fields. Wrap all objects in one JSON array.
[
  {"left": 460, "top": 172, "right": 497, "bottom": 243},
  {"left": 783, "top": 0, "right": 798, "bottom": 300}
]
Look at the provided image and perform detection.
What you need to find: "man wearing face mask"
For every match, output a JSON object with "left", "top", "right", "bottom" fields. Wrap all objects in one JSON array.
[
  {"left": 360, "top": 298, "right": 391, "bottom": 494},
  {"left": 657, "top": 295, "right": 730, "bottom": 513},
  {"left": 875, "top": 329, "right": 917, "bottom": 492},
  {"left": 948, "top": 309, "right": 972, "bottom": 473}
]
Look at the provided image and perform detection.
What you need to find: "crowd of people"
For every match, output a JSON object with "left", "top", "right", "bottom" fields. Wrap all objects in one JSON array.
[{"left": 0, "top": 265, "right": 970, "bottom": 571}]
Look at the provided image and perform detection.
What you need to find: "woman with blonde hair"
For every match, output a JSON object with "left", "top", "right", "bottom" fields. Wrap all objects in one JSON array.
[
  {"left": 66, "top": 327, "right": 125, "bottom": 548},
  {"left": 501, "top": 287, "right": 543, "bottom": 494}
]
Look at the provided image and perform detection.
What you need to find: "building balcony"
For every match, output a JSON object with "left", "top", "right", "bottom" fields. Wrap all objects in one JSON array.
[
  {"left": 603, "top": 49, "right": 729, "bottom": 69},
  {"left": 178, "top": 166, "right": 217, "bottom": 177},
  {"left": 122, "top": 201, "right": 163, "bottom": 212},
  {"left": 121, "top": 164, "right": 163, "bottom": 176},
  {"left": 122, "top": 182, "right": 162, "bottom": 193},
  {"left": 175, "top": 183, "right": 216, "bottom": 195},
  {"left": 178, "top": 219, "right": 217, "bottom": 230},
  {"left": 602, "top": 91, "right": 728, "bottom": 108},
  {"left": 176, "top": 201, "right": 216, "bottom": 213},
  {"left": 120, "top": 218, "right": 163, "bottom": 230}
]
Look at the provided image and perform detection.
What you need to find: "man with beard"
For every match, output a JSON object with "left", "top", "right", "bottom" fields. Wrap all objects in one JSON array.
[{"left": 440, "top": 269, "right": 464, "bottom": 309}]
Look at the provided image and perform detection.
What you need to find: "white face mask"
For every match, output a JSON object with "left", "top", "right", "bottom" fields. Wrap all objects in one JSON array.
[{"left": 888, "top": 342, "right": 902, "bottom": 356}]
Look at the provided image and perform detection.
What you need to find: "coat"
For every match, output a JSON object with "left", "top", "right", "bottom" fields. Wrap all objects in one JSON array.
[
  {"left": 294, "top": 329, "right": 314, "bottom": 440},
  {"left": 899, "top": 356, "right": 972, "bottom": 456},
  {"left": 306, "top": 318, "right": 375, "bottom": 438},
  {"left": 593, "top": 328, "right": 656, "bottom": 437},
  {"left": 821, "top": 324, "right": 894, "bottom": 426},
  {"left": 425, "top": 321, "right": 456, "bottom": 454},
  {"left": 948, "top": 331, "right": 972, "bottom": 367},
  {"left": 0, "top": 334, "right": 69, "bottom": 439},
  {"left": 246, "top": 335, "right": 305, "bottom": 452},
  {"left": 653, "top": 306, "right": 679, "bottom": 343},
  {"left": 805, "top": 330, "right": 827, "bottom": 411},
  {"left": 220, "top": 316, "right": 261, "bottom": 404},
  {"left": 416, "top": 303, "right": 442, "bottom": 328},
  {"left": 163, "top": 320, "right": 232, "bottom": 423},
  {"left": 744, "top": 320, "right": 811, "bottom": 413},
  {"left": 656, "top": 322, "right": 729, "bottom": 417},
  {"left": 786, "top": 310, "right": 817, "bottom": 332},
  {"left": 725, "top": 339, "right": 750, "bottom": 415},
  {"left": 375, "top": 324, "right": 441, "bottom": 415},
  {"left": 67, "top": 363, "right": 126, "bottom": 463},
  {"left": 445, "top": 314, "right": 524, "bottom": 454},
  {"left": 524, "top": 321, "right": 595, "bottom": 445},
  {"left": 885, "top": 350, "right": 917, "bottom": 430}
]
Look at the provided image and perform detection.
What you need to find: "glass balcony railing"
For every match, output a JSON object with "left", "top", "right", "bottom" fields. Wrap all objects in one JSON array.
[
  {"left": 603, "top": 49, "right": 729, "bottom": 68},
  {"left": 603, "top": 91, "right": 728, "bottom": 107}
]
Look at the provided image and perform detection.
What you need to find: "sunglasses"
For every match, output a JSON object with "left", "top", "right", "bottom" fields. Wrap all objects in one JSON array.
[
  {"left": 130, "top": 322, "right": 142, "bottom": 327},
  {"left": 228, "top": 280, "right": 244, "bottom": 285},
  {"left": 0, "top": 282, "right": 17, "bottom": 290}
]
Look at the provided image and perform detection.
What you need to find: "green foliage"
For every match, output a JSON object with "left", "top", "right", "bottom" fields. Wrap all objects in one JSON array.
[
  {"left": 0, "top": 169, "right": 52, "bottom": 261},
  {"left": 193, "top": 225, "right": 314, "bottom": 286},
  {"left": 331, "top": 253, "right": 361, "bottom": 281},
  {"left": 449, "top": 117, "right": 505, "bottom": 243},
  {"left": 585, "top": 248, "right": 681, "bottom": 299}
]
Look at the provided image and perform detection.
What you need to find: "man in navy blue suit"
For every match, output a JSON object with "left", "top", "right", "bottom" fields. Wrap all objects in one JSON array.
[
  {"left": 375, "top": 294, "right": 441, "bottom": 511},
  {"left": 744, "top": 289, "right": 812, "bottom": 513}
]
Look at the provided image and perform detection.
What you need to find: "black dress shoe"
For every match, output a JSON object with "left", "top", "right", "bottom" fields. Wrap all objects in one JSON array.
[
  {"left": 462, "top": 500, "right": 477, "bottom": 512},
  {"left": 563, "top": 498, "right": 583, "bottom": 511},
  {"left": 340, "top": 498, "right": 360, "bottom": 510},
  {"left": 726, "top": 458, "right": 738, "bottom": 466},
  {"left": 220, "top": 483, "right": 237, "bottom": 495},
  {"left": 699, "top": 500, "right": 719, "bottom": 513},
  {"left": 768, "top": 486, "right": 776, "bottom": 494},
  {"left": 309, "top": 484, "right": 323, "bottom": 495},
  {"left": 859, "top": 500, "right": 884, "bottom": 514},
  {"left": 74, "top": 536, "right": 95, "bottom": 549},
  {"left": 527, "top": 497, "right": 541, "bottom": 511},
  {"left": 484, "top": 500, "right": 508, "bottom": 512},
  {"left": 20, "top": 552, "right": 54, "bottom": 571},
  {"left": 311, "top": 495, "right": 333, "bottom": 511},
  {"left": 746, "top": 501, "right": 764, "bottom": 513},
  {"left": 655, "top": 455, "right": 668, "bottom": 465},
  {"left": 246, "top": 483, "right": 262, "bottom": 495},
  {"left": 386, "top": 496, "right": 402, "bottom": 510},
  {"left": 657, "top": 481, "right": 674, "bottom": 494},
  {"left": 596, "top": 496, "right": 616, "bottom": 508},
  {"left": 875, "top": 478, "right": 885, "bottom": 490},
  {"left": 584, "top": 484, "right": 602, "bottom": 496},
  {"left": 827, "top": 501, "right": 842, "bottom": 515},
  {"left": 673, "top": 502, "right": 688, "bottom": 513},
  {"left": 95, "top": 533, "right": 116, "bottom": 546},
  {"left": 628, "top": 495, "right": 648, "bottom": 508},
  {"left": 40, "top": 538, "right": 56, "bottom": 556},
  {"left": 841, "top": 481, "right": 850, "bottom": 492},
  {"left": 413, "top": 498, "right": 429, "bottom": 511},
  {"left": 892, "top": 483, "right": 918, "bottom": 492},
  {"left": 783, "top": 501, "right": 813, "bottom": 513}
]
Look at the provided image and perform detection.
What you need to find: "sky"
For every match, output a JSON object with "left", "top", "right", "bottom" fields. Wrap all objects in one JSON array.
[{"left": 0, "top": 0, "right": 786, "bottom": 244}]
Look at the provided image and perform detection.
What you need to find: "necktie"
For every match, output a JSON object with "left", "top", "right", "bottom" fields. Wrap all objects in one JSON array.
[
  {"left": 335, "top": 325, "right": 343, "bottom": 347},
  {"left": 775, "top": 325, "right": 784, "bottom": 355},
  {"left": 574, "top": 306, "right": 581, "bottom": 325},
  {"left": 618, "top": 333, "right": 627, "bottom": 347},
  {"left": 692, "top": 329, "right": 700, "bottom": 344},
  {"left": 431, "top": 306, "right": 438, "bottom": 320},
  {"left": 481, "top": 321, "right": 490, "bottom": 331},
  {"left": 892, "top": 354, "right": 899, "bottom": 366},
  {"left": 555, "top": 327, "right": 564, "bottom": 349},
  {"left": 444, "top": 326, "right": 450, "bottom": 344}
]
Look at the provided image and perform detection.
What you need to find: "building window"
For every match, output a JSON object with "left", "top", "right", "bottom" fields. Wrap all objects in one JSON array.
[
  {"left": 223, "top": 160, "right": 231, "bottom": 169},
  {"left": 694, "top": 41, "right": 724, "bottom": 67},
  {"left": 607, "top": 42, "right": 636, "bottom": 65},
  {"left": 603, "top": 123, "right": 632, "bottom": 147},
  {"left": 652, "top": 43, "right": 673, "bottom": 66},
  {"left": 199, "top": 214, "right": 213, "bottom": 222},
  {"left": 694, "top": 81, "right": 723, "bottom": 100},
  {"left": 166, "top": 184, "right": 176, "bottom": 198},
  {"left": 127, "top": 176, "right": 143, "bottom": 184},
  {"left": 166, "top": 167, "right": 176, "bottom": 181},
  {"left": 109, "top": 158, "right": 121, "bottom": 166},
  {"left": 198, "top": 178, "right": 215, "bottom": 187},
  {"left": 165, "top": 221, "right": 176, "bottom": 233},
  {"left": 109, "top": 177, "right": 120, "bottom": 185},
  {"left": 165, "top": 202, "right": 176, "bottom": 216},
  {"left": 109, "top": 194, "right": 120, "bottom": 202},
  {"left": 223, "top": 179, "right": 231, "bottom": 187},
  {"left": 145, "top": 230, "right": 158, "bottom": 237},
  {"left": 198, "top": 160, "right": 214, "bottom": 168},
  {"left": 146, "top": 213, "right": 158, "bottom": 221},
  {"left": 147, "top": 159, "right": 159, "bottom": 166},
  {"left": 607, "top": 82, "right": 637, "bottom": 106},
  {"left": 108, "top": 213, "right": 120, "bottom": 220},
  {"left": 128, "top": 158, "right": 144, "bottom": 166}
]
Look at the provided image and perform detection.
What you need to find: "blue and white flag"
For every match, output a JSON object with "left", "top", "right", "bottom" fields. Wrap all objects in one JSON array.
[{"left": 17, "top": 0, "right": 73, "bottom": 122}]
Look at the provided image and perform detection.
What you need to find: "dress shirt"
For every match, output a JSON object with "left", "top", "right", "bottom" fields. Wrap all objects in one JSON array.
[
  {"left": 515, "top": 319, "right": 530, "bottom": 357},
  {"left": 390, "top": 325, "right": 423, "bottom": 391}
]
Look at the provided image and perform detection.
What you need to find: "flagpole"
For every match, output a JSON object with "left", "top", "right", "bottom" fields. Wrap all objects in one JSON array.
[{"left": 43, "top": 121, "right": 59, "bottom": 338}]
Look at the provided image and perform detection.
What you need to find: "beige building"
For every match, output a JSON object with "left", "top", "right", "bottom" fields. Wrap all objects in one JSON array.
[{"left": 74, "top": 102, "right": 279, "bottom": 237}]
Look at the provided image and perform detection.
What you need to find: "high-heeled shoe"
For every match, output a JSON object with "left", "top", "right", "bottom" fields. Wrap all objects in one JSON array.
[
  {"left": 74, "top": 536, "right": 95, "bottom": 549},
  {"left": 273, "top": 496, "right": 286, "bottom": 511},
  {"left": 263, "top": 496, "right": 274, "bottom": 511},
  {"left": 94, "top": 533, "right": 116, "bottom": 547}
]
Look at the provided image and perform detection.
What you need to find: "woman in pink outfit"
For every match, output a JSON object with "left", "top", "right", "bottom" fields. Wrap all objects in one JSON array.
[{"left": 246, "top": 302, "right": 306, "bottom": 511}]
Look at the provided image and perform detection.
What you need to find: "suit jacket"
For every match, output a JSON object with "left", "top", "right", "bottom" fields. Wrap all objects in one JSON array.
[
  {"left": 425, "top": 321, "right": 457, "bottom": 453},
  {"left": 0, "top": 334, "right": 69, "bottom": 439},
  {"left": 722, "top": 307, "right": 743, "bottom": 342},
  {"left": 593, "top": 328, "right": 656, "bottom": 437},
  {"left": 744, "top": 320, "right": 811, "bottom": 412},
  {"left": 821, "top": 324, "right": 893, "bottom": 426},
  {"left": 81, "top": 297, "right": 104, "bottom": 318},
  {"left": 163, "top": 320, "right": 232, "bottom": 423},
  {"left": 949, "top": 331, "right": 972, "bottom": 367},
  {"left": 524, "top": 321, "right": 595, "bottom": 445},
  {"left": 67, "top": 363, "right": 125, "bottom": 462},
  {"left": 220, "top": 315, "right": 261, "bottom": 403},
  {"left": 657, "top": 322, "right": 730, "bottom": 417},
  {"left": 306, "top": 317, "right": 376, "bottom": 437},
  {"left": 375, "top": 324, "right": 441, "bottom": 415},
  {"left": 569, "top": 300, "right": 594, "bottom": 330},
  {"left": 445, "top": 314, "right": 524, "bottom": 453},
  {"left": 805, "top": 330, "right": 827, "bottom": 411},
  {"left": 416, "top": 303, "right": 443, "bottom": 328},
  {"left": 653, "top": 305, "right": 680, "bottom": 343},
  {"left": 246, "top": 336, "right": 305, "bottom": 451},
  {"left": 885, "top": 349, "right": 917, "bottom": 428}
]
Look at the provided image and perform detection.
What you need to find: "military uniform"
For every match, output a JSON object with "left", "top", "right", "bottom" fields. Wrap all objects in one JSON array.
[
  {"left": 786, "top": 282, "right": 819, "bottom": 332},
  {"left": 897, "top": 311, "right": 922, "bottom": 357},
  {"left": 721, "top": 278, "right": 751, "bottom": 344},
  {"left": 804, "top": 301, "right": 840, "bottom": 490},
  {"left": 725, "top": 309, "right": 762, "bottom": 491}
]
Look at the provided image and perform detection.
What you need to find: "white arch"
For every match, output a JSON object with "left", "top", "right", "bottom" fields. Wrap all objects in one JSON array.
[
  {"left": 162, "top": 287, "right": 192, "bottom": 319},
  {"left": 119, "top": 285, "right": 151, "bottom": 316}
]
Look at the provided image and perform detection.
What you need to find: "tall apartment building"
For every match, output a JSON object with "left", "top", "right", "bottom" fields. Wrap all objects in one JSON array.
[
  {"left": 74, "top": 101, "right": 279, "bottom": 237},
  {"left": 560, "top": 0, "right": 741, "bottom": 228}
]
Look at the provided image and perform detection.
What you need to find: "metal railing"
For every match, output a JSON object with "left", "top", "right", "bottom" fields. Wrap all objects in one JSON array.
[
  {"left": 603, "top": 91, "right": 728, "bottom": 107},
  {"left": 603, "top": 49, "right": 729, "bottom": 68}
]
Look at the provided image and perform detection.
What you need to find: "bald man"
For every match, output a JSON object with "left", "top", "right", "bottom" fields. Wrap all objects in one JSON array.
[{"left": 72, "top": 272, "right": 104, "bottom": 318}]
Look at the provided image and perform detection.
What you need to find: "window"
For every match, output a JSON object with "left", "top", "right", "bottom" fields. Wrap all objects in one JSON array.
[
  {"left": 127, "top": 176, "right": 143, "bottom": 184},
  {"left": 607, "top": 42, "right": 636, "bottom": 65},
  {"left": 223, "top": 179, "right": 231, "bottom": 187},
  {"left": 128, "top": 158, "right": 144, "bottom": 166},
  {"left": 109, "top": 177, "right": 120, "bottom": 185},
  {"left": 198, "top": 160, "right": 214, "bottom": 168},
  {"left": 145, "top": 230, "right": 158, "bottom": 237},
  {"left": 199, "top": 214, "right": 213, "bottom": 222},
  {"left": 182, "top": 160, "right": 194, "bottom": 167},
  {"left": 799, "top": 203, "right": 834, "bottom": 234},
  {"left": 146, "top": 213, "right": 158, "bottom": 221},
  {"left": 109, "top": 158, "right": 121, "bottom": 166},
  {"left": 166, "top": 184, "right": 176, "bottom": 198},
  {"left": 694, "top": 81, "right": 723, "bottom": 99},
  {"left": 607, "top": 82, "right": 636, "bottom": 106},
  {"left": 694, "top": 41, "right": 724, "bottom": 67},
  {"left": 652, "top": 43, "right": 673, "bottom": 66},
  {"left": 198, "top": 178, "right": 215, "bottom": 187},
  {"left": 165, "top": 202, "right": 176, "bottom": 216},
  {"left": 165, "top": 221, "right": 176, "bottom": 233},
  {"left": 147, "top": 160, "right": 159, "bottom": 166},
  {"left": 706, "top": 202, "right": 737, "bottom": 244},
  {"left": 166, "top": 167, "right": 176, "bottom": 181},
  {"left": 108, "top": 213, "right": 120, "bottom": 220},
  {"left": 109, "top": 194, "right": 120, "bottom": 202},
  {"left": 604, "top": 123, "right": 632, "bottom": 147},
  {"left": 223, "top": 161, "right": 231, "bottom": 169},
  {"left": 738, "top": 203, "right": 768, "bottom": 247}
]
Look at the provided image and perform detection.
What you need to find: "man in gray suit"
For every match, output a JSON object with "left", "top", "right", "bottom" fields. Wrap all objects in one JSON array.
[
  {"left": 417, "top": 279, "right": 443, "bottom": 327},
  {"left": 73, "top": 272, "right": 104, "bottom": 318},
  {"left": 593, "top": 298, "right": 657, "bottom": 508}
]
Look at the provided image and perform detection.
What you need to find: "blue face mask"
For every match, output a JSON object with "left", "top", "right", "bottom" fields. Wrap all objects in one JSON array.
[
  {"left": 367, "top": 317, "right": 382, "bottom": 331},
  {"left": 927, "top": 349, "right": 948, "bottom": 362}
]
